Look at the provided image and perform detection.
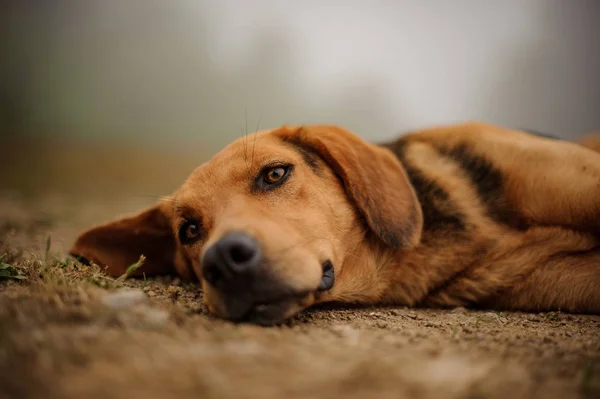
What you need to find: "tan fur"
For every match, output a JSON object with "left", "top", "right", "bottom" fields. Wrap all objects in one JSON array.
[
  {"left": 71, "top": 123, "right": 600, "bottom": 323},
  {"left": 578, "top": 131, "right": 600, "bottom": 154}
]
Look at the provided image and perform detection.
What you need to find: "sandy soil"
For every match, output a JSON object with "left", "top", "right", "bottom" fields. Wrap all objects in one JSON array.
[{"left": 0, "top": 189, "right": 599, "bottom": 399}]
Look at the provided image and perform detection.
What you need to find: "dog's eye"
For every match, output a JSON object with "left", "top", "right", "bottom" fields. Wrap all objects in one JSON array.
[
  {"left": 264, "top": 167, "right": 287, "bottom": 184},
  {"left": 179, "top": 220, "right": 202, "bottom": 245},
  {"left": 254, "top": 164, "right": 293, "bottom": 192}
]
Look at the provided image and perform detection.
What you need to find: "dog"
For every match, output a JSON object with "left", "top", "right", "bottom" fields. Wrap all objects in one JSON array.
[{"left": 70, "top": 122, "right": 600, "bottom": 325}]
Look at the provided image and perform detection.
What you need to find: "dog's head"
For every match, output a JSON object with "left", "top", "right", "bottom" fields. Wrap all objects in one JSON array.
[{"left": 71, "top": 125, "right": 423, "bottom": 324}]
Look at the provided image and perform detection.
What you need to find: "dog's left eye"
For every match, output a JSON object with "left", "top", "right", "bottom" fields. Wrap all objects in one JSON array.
[
  {"left": 264, "top": 167, "right": 287, "bottom": 184},
  {"left": 255, "top": 164, "right": 292, "bottom": 191}
]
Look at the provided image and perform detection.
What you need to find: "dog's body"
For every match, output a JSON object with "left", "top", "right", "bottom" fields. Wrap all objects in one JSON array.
[
  {"left": 380, "top": 125, "right": 600, "bottom": 313},
  {"left": 71, "top": 123, "right": 600, "bottom": 324}
]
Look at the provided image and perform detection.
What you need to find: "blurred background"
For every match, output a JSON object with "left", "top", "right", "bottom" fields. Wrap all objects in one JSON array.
[{"left": 1, "top": 0, "right": 599, "bottom": 198}]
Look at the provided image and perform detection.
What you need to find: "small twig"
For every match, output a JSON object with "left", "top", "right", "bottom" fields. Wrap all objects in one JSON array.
[{"left": 116, "top": 255, "right": 146, "bottom": 283}]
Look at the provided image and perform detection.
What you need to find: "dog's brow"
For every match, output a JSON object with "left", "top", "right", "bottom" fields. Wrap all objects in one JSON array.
[
  {"left": 174, "top": 203, "right": 197, "bottom": 216},
  {"left": 279, "top": 136, "right": 321, "bottom": 173}
]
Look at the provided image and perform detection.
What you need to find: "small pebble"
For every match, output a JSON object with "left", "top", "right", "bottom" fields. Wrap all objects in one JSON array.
[
  {"left": 134, "top": 305, "right": 170, "bottom": 329},
  {"left": 479, "top": 312, "right": 503, "bottom": 323},
  {"left": 330, "top": 324, "right": 360, "bottom": 345},
  {"left": 167, "top": 285, "right": 181, "bottom": 300},
  {"left": 101, "top": 289, "right": 147, "bottom": 310}
]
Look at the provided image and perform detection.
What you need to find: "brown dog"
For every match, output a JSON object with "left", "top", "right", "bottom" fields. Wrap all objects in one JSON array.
[{"left": 70, "top": 123, "right": 600, "bottom": 324}]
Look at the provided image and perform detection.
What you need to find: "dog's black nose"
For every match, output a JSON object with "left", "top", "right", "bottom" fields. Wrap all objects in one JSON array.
[{"left": 202, "top": 231, "right": 262, "bottom": 286}]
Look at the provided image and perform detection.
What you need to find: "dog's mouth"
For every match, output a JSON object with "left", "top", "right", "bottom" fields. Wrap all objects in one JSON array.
[
  {"left": 231, "top": 260, "right": 335, "bottom": 325},
  {"left": 240, "top": 297, "right": 301, "bottom": 325}
]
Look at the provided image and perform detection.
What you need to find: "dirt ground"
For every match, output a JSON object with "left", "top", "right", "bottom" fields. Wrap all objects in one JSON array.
[{"left": 0, "top": 180, "right": 599, "bottom": 398}]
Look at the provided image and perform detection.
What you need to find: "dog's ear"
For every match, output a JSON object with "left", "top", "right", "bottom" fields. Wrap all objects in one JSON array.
[
  {"left": 277, "top": 125, "right": 423, "bottom": 249},
  {"left": 69, "top": 201, "right": 188, "bottom": 278}
]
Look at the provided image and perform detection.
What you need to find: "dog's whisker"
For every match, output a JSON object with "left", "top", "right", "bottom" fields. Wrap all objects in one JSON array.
[
  {"left": 251, "top": 132, "right": 258, "bottom": 168},
  {"left": 254, "top": 111, "right": 263, "bottom": 133},
  {"left": 134, "top": 194, "right": 175, "bottom": 203},
  {"left": 241, "top": 126, "right": 249, "bottom": 170},
  {"left": 244, "top": 109, "right": 251, "bottom": 170},
  {"left": 241, "top": 126, "right": 246, "bottom": 158},
  {"left": 251, "top": 111, "right": 263, "bottom": 167}
]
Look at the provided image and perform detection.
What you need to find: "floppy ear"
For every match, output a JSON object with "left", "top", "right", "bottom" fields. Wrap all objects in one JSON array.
[
  {"left": 69, "top": 201, "right": 189, "bottom": 278},
  {"left": 278, "top": 125, "right": 423, "bottom": 249}
]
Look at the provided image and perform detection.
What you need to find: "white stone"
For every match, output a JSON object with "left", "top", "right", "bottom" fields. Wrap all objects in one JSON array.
[{"left": 101, "top": 289, "right": 147, "bottom": 310}]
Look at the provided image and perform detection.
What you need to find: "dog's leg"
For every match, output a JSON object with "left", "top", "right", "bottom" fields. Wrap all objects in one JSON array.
[{"left": 421, "top": 226, "right": 600, "bottom": 313}]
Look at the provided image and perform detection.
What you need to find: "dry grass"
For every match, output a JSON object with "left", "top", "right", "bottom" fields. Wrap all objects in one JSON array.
[{"left": 1, "top": 236, "right": 138, "bottom": 294}]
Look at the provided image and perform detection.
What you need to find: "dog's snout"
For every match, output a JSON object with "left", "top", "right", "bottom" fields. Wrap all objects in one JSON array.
[{"left": 202, "top": 231, "right": 261, "bottom": 286}]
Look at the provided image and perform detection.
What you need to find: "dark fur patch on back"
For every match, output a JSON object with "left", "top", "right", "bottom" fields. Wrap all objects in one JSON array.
[
  {"left": 436, "top": 143, "right": 528, "bottom": 230},
  {"left": 383, "top": 140, "right": 468, "bottom": 237},
  {"left": 279, "top": 135, "right": 321, "bottom": 173}
]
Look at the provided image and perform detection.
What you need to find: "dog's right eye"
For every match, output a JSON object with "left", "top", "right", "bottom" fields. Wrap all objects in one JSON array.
[{"left": 178, "top": 220, "right": 202, "bottom": 245}]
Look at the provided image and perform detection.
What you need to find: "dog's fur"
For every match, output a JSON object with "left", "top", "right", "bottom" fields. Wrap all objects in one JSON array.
[{"left": 71, "top": 122, "right": 600, "bottom": 324}]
